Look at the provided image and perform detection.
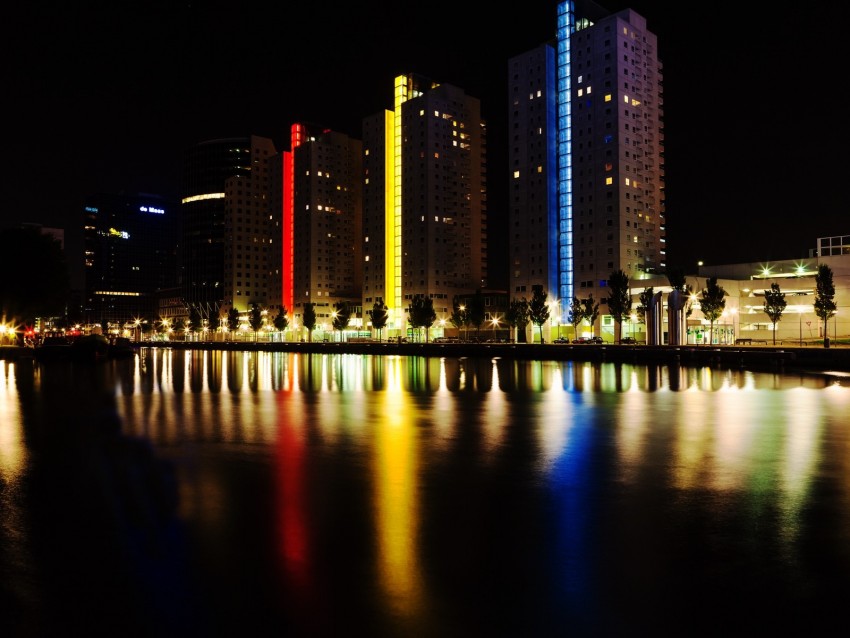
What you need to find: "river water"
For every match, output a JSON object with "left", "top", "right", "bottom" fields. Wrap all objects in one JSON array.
[{"left": 2, "top": 349, "right": 849, "bottom": 637}]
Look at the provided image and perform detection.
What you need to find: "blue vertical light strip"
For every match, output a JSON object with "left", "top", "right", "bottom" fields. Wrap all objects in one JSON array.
[{"left": 556, "top": 1, "right": 575, "bottom": 322}]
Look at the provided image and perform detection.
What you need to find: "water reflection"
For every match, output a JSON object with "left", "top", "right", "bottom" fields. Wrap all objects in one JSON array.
[{"left": 2, "top": 351, "right": 849, "bottom": 635}]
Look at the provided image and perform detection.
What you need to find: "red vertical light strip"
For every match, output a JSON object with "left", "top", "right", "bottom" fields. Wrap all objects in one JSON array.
[
  {"left": 283, "top": 123, "right": 306, "bottom": 317},
  {"left": 282, "top": 149, "right": 294, "bottom": 314}
]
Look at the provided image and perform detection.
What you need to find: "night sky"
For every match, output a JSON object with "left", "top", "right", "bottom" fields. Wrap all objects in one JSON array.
[{"left": 4, "top": 1, "right": 847, "bottom": 291}]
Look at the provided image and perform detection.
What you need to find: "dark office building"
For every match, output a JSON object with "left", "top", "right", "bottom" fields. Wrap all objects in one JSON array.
[{"left": 83, "top": 192, "right": 179, "bottom": 326}]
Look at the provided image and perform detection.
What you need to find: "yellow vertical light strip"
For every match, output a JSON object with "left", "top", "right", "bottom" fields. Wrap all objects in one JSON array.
[
  {"left": 384, "top": 108, "right": 396, "bottom": 323},
  {"left": 392, "top": 74, "right": 409, "bottom": 326}
]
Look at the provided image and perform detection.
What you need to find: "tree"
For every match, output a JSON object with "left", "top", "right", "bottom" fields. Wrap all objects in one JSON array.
[
  {"left": 567, "top": 296, "right": 584, "bottom": 339},
  {"left": 140, "top": 318, "right": 154, "bottom": 341},
  {"left": 699, "top": 277, "right": 727, "bottom": 345},
  {"left": 636, "top": 287, "right": 654, "bottom": 325},
  {"left": 274, "top": 306, "right": 289, "bottom": 333},
  {"left": 606, "top": 269, "right": 631, "bottom": 343},
  {"left": 227, "top": 307, "right": 240, "bottom": 341},
  {"left": 814, "top": 263, "right": 837, "bottom": 347},
  {"left": 450, "top": 296, "right": 469, "bottom": 340},
  {"left": 189, "top": 305, "right": 203, "bottom": 339},
  {"left": 528, "top": 286, "right": 550, "bottom": 344},
  {"left": 332, "top": 301, "right": 352, "bottom": 341},
  {"left": 763, "top": 283, "right": 787, "bottom": 345},
  {"left": 0, "top": 227, "right": 70, "bottom": 331},
  {"left": 505, "top": 297, "right": 530, "bottom": 343},
  {"left": 369, "top": 299, "right": 389, "bottom": 341},
  {"left": 467, "top": 290, "right": 486, "bottom": 340},
  {"left": 172, "top": 318, "right": 185, "bottom": 340},
  {"left": 408, "top": 294, "right": 436, "bottom": 342},
  {"left": 302, "top": 302, "right": 317, "bottom": 342},
  {"left": 249, "top": 303, "right": 263, "bottom": 341},
  {"left": 582, "top": 295, "right": 600, "bottom": 338}
]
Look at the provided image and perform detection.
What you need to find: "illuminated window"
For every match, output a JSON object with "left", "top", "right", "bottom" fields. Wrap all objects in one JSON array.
[
  {"left": 605, "top": 177, "right": 613, "bottom": 185},
  {"left": 623, "top": 95, "right": 629, "bottom": 103},
  {"left": 536, "top": 90, "right": 541, "bottom": 97},
  {"left": 605, "top": 94, "right": 612, "bottom": 102},
  {"left": 537, "top": 166, "right": 543, "bottom": 173},
  {"left": 578, "top": 88, "right": 584, "bottom": 97},
  {"left": 625, "top": 178, "right": 631, "bottom": 186},
  {"left": 587, "top": 86, "right": 592, "bottom": 94},
  {"left": 513, "top": 170, "right": 520, "bottom": 179}
]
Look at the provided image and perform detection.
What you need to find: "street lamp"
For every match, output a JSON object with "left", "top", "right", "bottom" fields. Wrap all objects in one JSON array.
[{"left": 491, "top": 316, "right": 500, "bottom": 341}]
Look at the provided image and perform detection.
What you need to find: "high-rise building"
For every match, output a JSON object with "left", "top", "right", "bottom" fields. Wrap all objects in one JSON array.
[
  {"left": 506, "top": 43, "right": 559, "bottom": 301},
  {"left": 182, "top": 135, "right": 278, "bottom": 322},
  {"left": 362, "top": 73, "right": 487, "bottom": 336},
  {"left": 82, "top": 192, "right": 179, "bottom": 326},
  {"left": 281, "top": 123, "right": 363, "bottom": 333},
  {"left": 509, "top": 2, "right": 665, "bottom": 335}
]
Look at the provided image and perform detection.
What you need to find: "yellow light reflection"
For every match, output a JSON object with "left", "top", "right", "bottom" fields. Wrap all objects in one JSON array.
[
  {"left": 480, "top": 358, "right": 506, "bottom": 453},
  {"left": 375, "top": 356, "right": 423, "bottom": 616},
  {"left": 0, "top": 363, "right": 25, "bottom": 480}
]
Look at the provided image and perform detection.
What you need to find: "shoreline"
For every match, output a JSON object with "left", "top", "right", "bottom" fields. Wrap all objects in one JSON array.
[
  {"left": 149, "top": 340, "right": 850, "bottom": 374},
  {"left": 4, "top": 341, "right": 849, "bottom": 374}
]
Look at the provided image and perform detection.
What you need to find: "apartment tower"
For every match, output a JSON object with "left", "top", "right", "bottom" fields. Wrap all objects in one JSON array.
[
  {"left": 182, "top": 135, "right": 278, "bottom": 322},
  {"left": 509, "top": 2, "right": 665, "bottom": 330},
  {"left": 362, "top": 73, "right": 487, "bottom": 336},
  {"left": 282, "top": 124, "right": 363, "bottom": 333}
]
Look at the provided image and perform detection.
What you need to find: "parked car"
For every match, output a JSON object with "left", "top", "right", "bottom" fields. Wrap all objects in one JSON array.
[
  {"left": 573, "top": 336, "right": 604, "bottom": 344},
  {"left": 553, "top": 337, "right": 570, "bottom": 344},
  {"left": 621, "top": 336, "right": 638, "bottom": 344}
]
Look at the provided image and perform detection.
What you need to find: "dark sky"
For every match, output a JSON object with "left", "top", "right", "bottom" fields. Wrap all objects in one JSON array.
[{"left": 4, "top": 1, "right": 847, "bottom": 290}]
